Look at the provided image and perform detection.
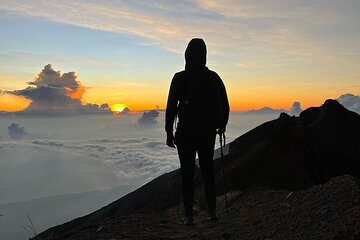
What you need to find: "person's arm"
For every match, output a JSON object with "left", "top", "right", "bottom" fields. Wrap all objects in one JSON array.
[
  {"left": 165, "top": 73, "right": 179, "bottom": 147},
  {"left": 215, "top": 73, "right": 230, "bottom": 132}
]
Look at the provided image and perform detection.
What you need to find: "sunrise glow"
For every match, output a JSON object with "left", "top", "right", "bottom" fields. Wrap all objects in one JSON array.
[
  {"left": 111, "top": 103, "right": 127, "bottom": 113},
  {"left": 0, "top": 1, "right": 359, "bottom": 112}
]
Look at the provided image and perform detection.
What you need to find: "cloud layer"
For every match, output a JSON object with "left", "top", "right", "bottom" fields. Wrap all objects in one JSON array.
[{"left": 0, "top": 137, "right": 179, "bottom": 203}]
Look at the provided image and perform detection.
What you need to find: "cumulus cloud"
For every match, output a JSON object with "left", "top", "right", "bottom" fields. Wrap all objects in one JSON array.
[
  {"left": 5, "top": 64, "right": 111, "bottom": 115},
  {"left": 100, "top": 103, "right": 111, "bottom": 111},
  {"left": 289, "top": 101, "right": 303, "bottom": 116},
  {"left": 9, "top": 64, "right": 84, "bottom": 114},
  {"left": 336, "top": 93, "right": 360, "bottom": 114},
  {"left": 82, "top": 103, "right": 112, "bottom": 114},
  {"left": 138, "top": 110, "right": 160, "bottom": 125},
  {"left": 7, "top": 123, "right": 27, "bottom": 140}
]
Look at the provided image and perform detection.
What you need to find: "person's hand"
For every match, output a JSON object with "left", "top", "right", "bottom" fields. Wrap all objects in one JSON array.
[
  {"left": 166, "top": 135, "right": 176, "bottom": 148},
  {"left": 216, "top": 128, "right": 226, "bottom": 134}
]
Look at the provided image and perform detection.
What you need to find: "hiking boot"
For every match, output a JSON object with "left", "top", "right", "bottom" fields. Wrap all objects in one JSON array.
[{"left": 182, "top": 216, "right": 194, "bottom": 226}]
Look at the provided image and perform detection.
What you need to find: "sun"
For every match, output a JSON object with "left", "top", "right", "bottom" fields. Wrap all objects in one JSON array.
[{"left": 111, "top": 103, "right": 126, "bottom": 113}]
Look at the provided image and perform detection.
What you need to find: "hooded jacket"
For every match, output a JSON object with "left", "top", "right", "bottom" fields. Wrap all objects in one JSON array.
[{"left": 165, "top": 38, "right": 230, "bottom": 136}]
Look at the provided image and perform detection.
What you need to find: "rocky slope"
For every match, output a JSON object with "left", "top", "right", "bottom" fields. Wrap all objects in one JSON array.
[
  {"left": 38, "top": 175, "right": 360, "bottom": 240},
  {"left": 36, "top": 99, "right": 360, "bottom": 239}
]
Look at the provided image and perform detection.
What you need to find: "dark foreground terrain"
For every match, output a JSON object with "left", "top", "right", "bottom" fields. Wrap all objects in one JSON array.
[
  {"left": 36, "top": 100, "right": 360, "bottom": 240},
  {"left": 40, "top": 175, "right": 360, "bottom": 240}
]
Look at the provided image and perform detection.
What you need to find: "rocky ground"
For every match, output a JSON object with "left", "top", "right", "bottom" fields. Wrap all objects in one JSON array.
[{"left": 45, "top": 175, "right": 360, "bottom": 240}]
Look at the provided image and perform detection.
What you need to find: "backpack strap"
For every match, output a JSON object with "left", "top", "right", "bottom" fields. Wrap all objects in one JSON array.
[
  {"left": 177, "top": 71, "right": 191, "bottom": 107},
  {"left": 174, "top": 72, "right": 191, "bottom": 130}
]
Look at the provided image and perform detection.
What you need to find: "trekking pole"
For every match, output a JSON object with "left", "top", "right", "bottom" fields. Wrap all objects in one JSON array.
[{"left": 219, "top": 132, "right": 228, "bottom": 211}]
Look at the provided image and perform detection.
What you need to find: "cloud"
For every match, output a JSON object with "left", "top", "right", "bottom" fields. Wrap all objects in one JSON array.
[
  {"left": 82, "top": 103, "right": 112, "bottom": 114},
  {"left": 0, "top": 141, "right": 119, "bottom": 203},
  {"left": 138, "top": 110, "right": 160, "bottom": 125},
  {"left": 197, "top": 0, "right": 335, "bottom": 20},
  {"left": 0, "top": 110, "right": 291, "bottom": 204},
  {"left": 289, "top": 101, "right": 303, "bottom": 116},
  {"left": 120, "top": 107, "right": 131, "bottom": 115},
  {"left": 100, "top": 103, "right": 111, "bottom": 111},
  {"left": 0, "top": 110, "right": 9, "bottom": 116},
  {"left": 8, "top": 64, "right": 84, "bottom": 114},
  {"left": 336, "top": 93, "right": 360, "bottom": 114},
  {"left": 0, "top": 1, "right": 190, "bottom": 53},
  {"left": 0, "top": 137, "right": 179, "bottom": 203},
  {"left": 32, "top": 138, "right": 178, "bottom": 183},
  {"left": 0, "top": 0, "right": 330, "bottom": 57},
  {"left": 4, "top": 64, "right": 111, "bottom": 114},
  {"left": 245, "top": 106, "right": 286, "bottom": 114},
  {"left": 7, "top": 123, "right": 27, "bottom": 140}
]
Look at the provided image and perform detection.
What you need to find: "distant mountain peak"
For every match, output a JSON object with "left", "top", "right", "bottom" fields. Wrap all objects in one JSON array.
[{"left": 322, "top": 99, "right": 346, "bottom": 112}]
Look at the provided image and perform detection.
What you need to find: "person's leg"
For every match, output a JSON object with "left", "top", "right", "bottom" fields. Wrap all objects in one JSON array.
[
  {"left": 175, "top": 129, "right": 196, "bottom": 218},
  {"left": 197, "top": 134, "right": 217, "bottom": 217}
]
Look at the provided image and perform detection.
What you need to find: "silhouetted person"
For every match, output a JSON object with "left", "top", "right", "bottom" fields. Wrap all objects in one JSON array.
[{"left": 165, "top": 38, "right": 230, "bottom": 225}]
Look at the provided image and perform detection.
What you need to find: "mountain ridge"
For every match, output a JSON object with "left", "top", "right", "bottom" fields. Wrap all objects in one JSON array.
[{"left": 36, "top": 99, "right": 360, "bottom": 239}]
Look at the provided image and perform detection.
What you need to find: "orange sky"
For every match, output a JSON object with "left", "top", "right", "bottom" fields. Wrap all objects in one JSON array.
[
  {"left": 0, "top": 1, "right": 359, "bottom": 113},
  {"left": 1, "top": 78, "right": 355, "bottom": 112},
  {"left": 0, "top": 94, "right": 31, "bottom": 112}
]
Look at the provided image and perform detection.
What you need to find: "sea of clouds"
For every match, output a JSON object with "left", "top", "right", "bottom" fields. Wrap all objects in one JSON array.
[
  {"left": 0, "top": 137, "right": 179, "bottom": 203},
  {"left": 0, "top": 112, "right": 279, "bottom": 203},
  {"left": 0, "top": 113, "right": 182, "bottom": 239},
  {"left": 1, "top": 94, "right": 359, "bottom": 239},
  {"left": 1, "top": 95, "right": 359, "bottom": 205},
  {"left": 0, "top": 114, "right": 176, "bottom": 203}
]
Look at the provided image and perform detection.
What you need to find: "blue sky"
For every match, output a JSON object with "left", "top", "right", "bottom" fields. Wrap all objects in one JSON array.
[{"left": 0, "top": 0, "right": 359, "bottom": 110}]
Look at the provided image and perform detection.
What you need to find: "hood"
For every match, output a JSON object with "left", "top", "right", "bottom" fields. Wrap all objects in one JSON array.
[{"left": 185, "top": 38, "right": 207, "bottom": 71}]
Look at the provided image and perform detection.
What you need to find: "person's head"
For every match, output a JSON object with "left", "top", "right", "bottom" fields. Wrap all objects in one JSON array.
[{"left": 185, "top": 38, "right": 207, "bottom": 71}]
